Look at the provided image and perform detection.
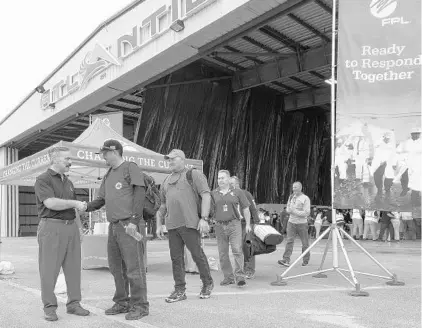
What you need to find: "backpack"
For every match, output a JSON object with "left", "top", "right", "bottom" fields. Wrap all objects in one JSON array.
[
  {"left": 103, "top": 162, "right": 161, "bottom": 221},
  {"left": 163, "top": 168, "right": 214, "bottom": 218}
]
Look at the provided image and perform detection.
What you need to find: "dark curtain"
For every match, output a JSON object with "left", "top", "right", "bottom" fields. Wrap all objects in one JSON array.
[{"left": 136, "top": 64, "right": 331, "bottom": 205}]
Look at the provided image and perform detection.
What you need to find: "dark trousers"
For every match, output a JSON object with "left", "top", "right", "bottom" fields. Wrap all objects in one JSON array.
[
  {"left": 241, "top": 221, "right": 256, "bottom": 274},
  {"left": 168, "top": 226, "right": 213, "bottom": 291},
  {"left": 379, "top": 220, "right": 394, "bottom": 240},
  {"left": 108, "top": 222, "right": 149, "bottom": 313},
  {"left": 401, "top": 169, "right": 409, "bottom": 190},
  {"left": 37, "top": 219, "right": 81, "bottom": 312},
  {"left": 374, "top": 163, "right": 393, "bottom": 192},
  {"left": 283, "top": 222, "right": 310, "bottom": 263}
]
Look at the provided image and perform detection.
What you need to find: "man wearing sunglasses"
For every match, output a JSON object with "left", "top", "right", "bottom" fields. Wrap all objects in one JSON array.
[
  {"left": 84, "top": 139, "right": 149, "bottom": 321},
  {"left": 156, "top": 149, "right": 214, "bottom": 303}
]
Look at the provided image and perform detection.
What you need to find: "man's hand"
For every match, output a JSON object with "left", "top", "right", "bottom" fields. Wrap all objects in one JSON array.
[
  {"left": 245, "top": 224, "right": 252, "bottom": 234},
  {"left": 74, "top": 201, "right": 87, "bottom": 212},
  {"left": 197, "top": 219, "right": 210, "bottom": 234},
  {"left": 125, "top": 223, "right": 137, "bottom": 237},
  {"left": 156, "top": 224, "right": 165, "bottom": 239}
]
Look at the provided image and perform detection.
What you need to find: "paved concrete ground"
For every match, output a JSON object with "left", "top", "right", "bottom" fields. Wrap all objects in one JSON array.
[{"left": 0, "top": 236, "right": 420, "bottom": 328}]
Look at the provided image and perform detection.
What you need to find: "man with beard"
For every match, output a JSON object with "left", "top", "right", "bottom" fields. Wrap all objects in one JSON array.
[
  {"left": 84, "top": 140, "right": 149, "bottom": 320},
  {"left": 34, "top": 147, "right": 89, "bottom": 321},
  {"left": 156, "top": 149, "right": 214, "bottom": 302},
  {"left": 229, "top": 176, "right": 259, "bottom": 279}
]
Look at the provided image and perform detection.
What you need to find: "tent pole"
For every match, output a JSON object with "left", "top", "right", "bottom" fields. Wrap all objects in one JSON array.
[{"left": 330, "top": 0, "right": 337, "bottom": 218}]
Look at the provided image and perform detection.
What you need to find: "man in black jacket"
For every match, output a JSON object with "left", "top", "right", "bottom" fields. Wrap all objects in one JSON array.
[
  {"left": 230, "top": 176, "right": 259, "bottom": 279},
  {"left": 84, "top": 140, "right": 148, "bottom": 321}
]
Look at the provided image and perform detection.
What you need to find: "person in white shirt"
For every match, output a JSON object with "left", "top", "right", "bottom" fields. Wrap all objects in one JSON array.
[
  {"left": 351, "top": 209, "right": 364, "bottom": 240},
  {"left": 335, "top": 210, "right": 345, "bottom": 238},
  {"left": 314, "top": 210, "right": 324, "bottom": 238},
  {"left": 390, "top": 212, "right": 401, "bottom": 242},
  {"left": 401, "top": 212, "right": 416, "bottom": 240},
  {"left": 362, "top": 210, "right": 378, "bottom": 241}
]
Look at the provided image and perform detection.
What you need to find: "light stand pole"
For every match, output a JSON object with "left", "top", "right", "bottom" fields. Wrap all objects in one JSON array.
[{"left": 269, "top": 0, "right": 405, "bottom": 296}]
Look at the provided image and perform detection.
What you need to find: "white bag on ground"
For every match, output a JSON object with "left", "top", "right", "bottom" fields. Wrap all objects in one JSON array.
[
  {"left": 55, "top": 271, "right": 67, "bottom": 294},
  {"left": 0, "top": 261, "right": 15, "bottom": 275},
  {"left": 184, "top": 238, "right": 219, "bottom": 273}
]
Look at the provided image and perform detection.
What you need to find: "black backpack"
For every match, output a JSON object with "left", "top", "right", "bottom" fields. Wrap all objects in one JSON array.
[{"left": 103, "top": 162, "right": 161, "bottom": 221}]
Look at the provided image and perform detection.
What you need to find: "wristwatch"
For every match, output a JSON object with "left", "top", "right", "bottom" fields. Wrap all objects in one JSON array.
[{"left": 201, "top": 217, "right": 209, "bottom": 222}]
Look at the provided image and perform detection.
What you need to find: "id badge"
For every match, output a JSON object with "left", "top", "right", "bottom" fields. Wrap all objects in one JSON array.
[{"left": 223, "top": 204, "right": 228, "bottom": 212}]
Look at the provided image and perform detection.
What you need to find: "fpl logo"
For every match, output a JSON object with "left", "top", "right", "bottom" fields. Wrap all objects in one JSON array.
[{"left": 370, "top": 0, "right": 410, "bottom": 26}]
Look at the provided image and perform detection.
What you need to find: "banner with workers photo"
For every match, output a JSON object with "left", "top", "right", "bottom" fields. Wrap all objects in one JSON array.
[{"left": 334, "top": 0, "right": 422, "bottom": 212}]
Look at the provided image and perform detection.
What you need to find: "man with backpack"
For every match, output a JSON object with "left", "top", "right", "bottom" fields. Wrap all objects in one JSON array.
[
  {"left": 156, "top": 149, "right": 214, "bottom": 302},
  {"left": 84, "top": 139, "right": 149, "bottom": 321}
]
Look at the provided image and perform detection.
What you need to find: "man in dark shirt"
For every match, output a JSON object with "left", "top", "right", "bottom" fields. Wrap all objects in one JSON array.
[
  {"left": 84, "top": 140, "right": 148, "bottom": 321},
  {"left": 230, "top": 176, "right": 259, "bottom": 279},
  {"left": 212, "top": 170, "right": 251, "bottom": 287},
  {"left": 34, "top": 146, "right": 89, "bottom": 322},
  {"left": 156, "top": 149, "right": 214, "bottom": 303}
]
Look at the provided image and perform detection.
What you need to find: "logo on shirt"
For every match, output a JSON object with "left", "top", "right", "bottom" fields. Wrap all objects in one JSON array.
[
  {"left": 115, "top": 182, "right": 122, "bottom": 190},
  {"left": 70, "top": 185, "right": 74, "bottom": 193}
]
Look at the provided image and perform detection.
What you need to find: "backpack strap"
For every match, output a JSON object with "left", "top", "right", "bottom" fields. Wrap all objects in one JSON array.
[{"left": 186, "top": 168, "right": 196, "bottom": 191}]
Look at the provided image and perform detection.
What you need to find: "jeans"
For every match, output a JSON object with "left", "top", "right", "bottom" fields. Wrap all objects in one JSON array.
[
  {"left": 402, "top": 220, "right": 416, "bottom": 240},
  {"left": 214, "top": 220, "right": 245, "bottom": 281},
  {"left": 379, "top": 221, "right": 394, "bottom": 241},
  {"left": 352, "top": 218, "right": 363, "bottom": 237},
  {"left": 241, "top": 221, "right": 255, "bottom": 274},
  {"left": 283, "top": 222, "right": 310, "bottom": 264},
  {"left": 168, "top": 226, "right": 213, "bottom": 291},
  {"left": 108, "top": 222, "right": 149, "bottom": 313}
]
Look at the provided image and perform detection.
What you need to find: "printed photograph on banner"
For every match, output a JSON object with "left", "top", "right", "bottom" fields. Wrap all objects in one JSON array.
[{"left": 334, "top": 0, "right": 422, "bottom": 214}]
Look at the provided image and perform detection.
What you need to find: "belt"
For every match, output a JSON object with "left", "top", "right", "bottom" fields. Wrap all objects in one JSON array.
[
  {"left": 42, "top": 218, "right": 75, "bottom": 225},
  {"left": 214, "top": 219, "right": 236, "bottom": 225}
]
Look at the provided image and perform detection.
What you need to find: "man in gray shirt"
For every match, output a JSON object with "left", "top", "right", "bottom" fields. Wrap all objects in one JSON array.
[
  {"left": 278, "top": 182, "right": 311, "bottom": 267},
  {"left": 156, "top": 149, "right": 214, "bottom": 303}
]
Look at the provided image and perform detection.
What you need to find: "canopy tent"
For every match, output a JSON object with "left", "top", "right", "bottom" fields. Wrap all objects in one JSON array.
[{"left": 0, "top": 119, "right": 203, "bottom": 188}]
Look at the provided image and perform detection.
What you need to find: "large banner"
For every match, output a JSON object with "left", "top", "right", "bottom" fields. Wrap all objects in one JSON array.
[{"left": 334, "top": 0, "right": 421, "bottom": 212}]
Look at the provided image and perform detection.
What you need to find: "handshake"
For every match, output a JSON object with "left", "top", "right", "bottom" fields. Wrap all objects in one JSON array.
[{"left": 73, "top": 200, "right": 88, "bottom": 212}]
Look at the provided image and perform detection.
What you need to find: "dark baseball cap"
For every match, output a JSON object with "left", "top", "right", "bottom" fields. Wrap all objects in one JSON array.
[
  {"left": 96, "top": 139, "right": 123, "bottom": 154},
  {"left": 164, "top": 149, "right": 186, "bottom": 160}
]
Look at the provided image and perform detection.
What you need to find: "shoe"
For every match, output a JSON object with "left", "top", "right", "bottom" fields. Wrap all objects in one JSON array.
[
  {"left": 278, "top": 259, "right": 290, "bottom": 267},
  {"left": 302, "top": 262, "right": 309, "bottom": 266},
  {"left": 245, "top": 271, "right": 255, "bottom": 279},
  {"left": 199, "top": 281, "right": 214, "bottom": 299},
  {"left": 67, "top": 306, "right": 90, "bottom": 316},
  {"left": 125, "top": 308, "right": 148, "bottom": 320},
  {"left": 44, "top": 311, "right": 58, "bottom": 321},
  {"left": 165, "top": 290, "right": 187, "bottom": 303},
  {"left": 105, "top": 303, "right": 130, "bottom": 315},
  {"left": 237, "top": 279, "right": 246, "bottom": 287},
  {"left": 220, "top": 278, "right": 235, "bottom": 286}
]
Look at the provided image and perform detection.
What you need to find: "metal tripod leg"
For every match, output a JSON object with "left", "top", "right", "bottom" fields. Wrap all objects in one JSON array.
[
  {"left": 313, "top": 229, "right": 332, "bottom": 278},
  {"left": 339, "top": 227, "right": 405, "bottom": 286},
  {"left": 335, "top": 227, "right": 369, "bottom": 296},
  {"left": 270, "top": 224, "right": 331, "bottom": 286}
]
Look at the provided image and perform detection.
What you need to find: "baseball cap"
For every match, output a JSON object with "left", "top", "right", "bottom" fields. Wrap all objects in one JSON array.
[
  {"left": 411, "top": 127, "right": 421, "bottom": 134},
  {"left": 96, "top": 139, "right": 123, "bottom": 154},
  {"left": 164, "top": 149, "right": 186, "bottom": 160}
]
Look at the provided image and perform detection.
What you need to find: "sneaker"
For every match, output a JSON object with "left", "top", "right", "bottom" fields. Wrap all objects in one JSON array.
[
  {"left": 44, "top": 311, "right": 58, "bottom": 322},
  {"left": 165, "top": 290, "right": 187, "bottom": 303},
  {"left": 278, "top": 259, "right": 290, "bottom": 267},
  {"left": 220, "top": 278, "right": 235, "bottom": 286},
  {"left": 237, "top": 279, "right": 246, "bottom": 287},
  {"left": 245, "top": 271, "right": 255, "bottom": 279},
  {"left": 302, "top": 262, "right": 309, "bottom": 267},
  {"left": 66, "top": 306, "right": 90, "bottom": 316},
  {"left": 125, "top": 307, "right": 148, "bottom": 320},
  {"left": 199, "top": 281, "right": 214, "bottom": 299},
  {"left": 105, "top": 303, "right": 130, "bottom": 315}
]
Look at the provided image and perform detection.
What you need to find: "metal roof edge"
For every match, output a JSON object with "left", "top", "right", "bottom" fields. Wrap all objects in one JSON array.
[{"left": 0, "top": 0, "right": 146, "bottom": 128}]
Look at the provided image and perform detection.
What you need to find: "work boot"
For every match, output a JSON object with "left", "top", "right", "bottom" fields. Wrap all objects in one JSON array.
[
  {"left": 199, "top": 281, "right": 214, "bottom": 299},
  {"left": 236, "top": 278, "right": 246, "bottom": 287},
  {"left": 245, "top": 271, "right": 255, "bottom": 279},
  {"left": 44, "top": 311, "right": 58, "bottom": 321},
  {"left": 66, "top": 305, "right": 90, "bottom": 316},
  {"left": 220, "top": 278, "right": 235, "bottom": 286},
  {"left": 125, "top": 307, "right": 148, "bottom": 320},
  {"left": 105, "top": 303, "right": 130, "bottom": 315},
  {"left": 165, "top": 290, "right": 187, "bottom": 303}
]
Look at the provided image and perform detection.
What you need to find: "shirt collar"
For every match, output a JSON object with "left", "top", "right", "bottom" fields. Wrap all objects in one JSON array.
[
  {"left": 217, "top": 186, "right": 233, "bottom": 194},
  {"left": 48, "top": 168, "right": 66, "bottom": 180}
]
